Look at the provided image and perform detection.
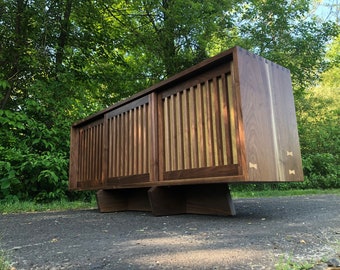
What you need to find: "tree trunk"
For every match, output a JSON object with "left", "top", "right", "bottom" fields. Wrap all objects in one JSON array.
[
  {"left": 0, "top": 0, "right": 26, "bottom": 110},
  {"left": 55, "top": 0, "right": 73, "bottom": 71},
  {"left": 161, "top": 0, "right": 177, "bottom": 77}
]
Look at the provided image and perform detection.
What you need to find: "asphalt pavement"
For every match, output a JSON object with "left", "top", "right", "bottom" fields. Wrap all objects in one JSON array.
[{"left": 0, "top": 194, "right": 339, "bottom": 269}]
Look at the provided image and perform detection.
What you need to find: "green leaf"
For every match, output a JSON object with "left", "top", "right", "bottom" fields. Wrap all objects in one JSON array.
[
  {"left": 1, "top": 178, "right": 11, "bottom": 190},
  {"left": 0, "top": 80, "right": 10, "bottom": 89}
]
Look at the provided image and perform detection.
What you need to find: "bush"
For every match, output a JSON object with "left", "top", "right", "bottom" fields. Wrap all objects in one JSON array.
[
  {"left": 301, "top": 153, "right": 339, "bottom": 189},
  {"left": 0, "top": 109, "right": 69, "bottom": 202}
]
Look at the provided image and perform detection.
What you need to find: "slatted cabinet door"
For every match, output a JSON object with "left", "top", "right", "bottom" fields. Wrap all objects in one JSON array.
[
  {"left": 104, "top": 95, "right": 151, "bottom": 186},
  {"left": 74, "top": 118, "right": 104, "bottom": 189},
  {"left": 159, "top": 63, "right": 241, "bottom": 182}
]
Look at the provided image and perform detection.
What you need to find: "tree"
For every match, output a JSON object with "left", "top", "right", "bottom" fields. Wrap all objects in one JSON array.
[
  {"left": 0, "top": 0, "right": 86, "bottom": 202},
  {"left": 76, "top": 0, "right": 236, "bottom": 87},
  {"left": 0, "top": 0, "right": 339, "bottom": 202},
  {"left": 295, "top": 34, "right": 340, "bottom": 189},
  {"left": 211, "top": 0, "right": 339, "bottom": 91}
]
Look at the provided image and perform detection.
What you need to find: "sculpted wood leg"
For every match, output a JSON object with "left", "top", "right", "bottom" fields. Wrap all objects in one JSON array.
[
  {"left": 186, "top": 184, "right": 236, "bottom": 216},
  {"left": 96, "top": 189, "right": 151, "bottom": 213},
  {"left": 148, "top": 186, "right": 187, "bottom": 216},
  {"left": 127, "top": 188, "right": 152, "bottom": 211},
  {"left": 148, "top": 184, "right": 236, "bottom": 216},
  {"left": 96, "top": 190, "right": 128, "bottom": 212}
]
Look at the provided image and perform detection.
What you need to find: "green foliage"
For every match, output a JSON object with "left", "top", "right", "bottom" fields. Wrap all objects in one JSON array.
[
  {"left": 276, "top": 254, "right": 314, "bottom": 270},
  {"left": 301, "top": 153, "right": 339, "bottom": 189},
  {"left": 231, "top": 188, "right": 340, "bottom": 199},
  {"left": 223, "top": 0, "right": 339, "bottom": 92},
  {"left": 0, "top": 247, "right": 11, "bottom": 270},
  {"left": 0, "top": 197, "right": 96, "bottom": 214},
  {"left": 0, "top": 108, "right": 69, "bottom": 202},
  {"left": 0, "top": 0, "right": 339, "bottom": 203},
  {"left": 295, "top": 33, "right": 339, "bottom": 190}
]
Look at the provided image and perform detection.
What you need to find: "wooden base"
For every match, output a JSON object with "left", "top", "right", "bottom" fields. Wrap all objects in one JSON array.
[
  {"left": 96, "top": 188, "right": 151, "bottom": 212},
  {"left": 148, "top": 184, "right": 235, "bottom": 216},
  {"left": 96, "top": 184, "right": 235, "bottom": 216}
]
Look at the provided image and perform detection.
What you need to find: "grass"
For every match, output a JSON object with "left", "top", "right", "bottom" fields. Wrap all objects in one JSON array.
[
  {"left": 275, "top": 255, "right": 315, "bottom": 270},
  {"left": 0, "top": 199, "right": 97, "bottom": 214},
  {"left": 231, "top": 188, "right": 340, "bottom": 199},
  {"left": 0, "top": 245, "right": 11, "bottom": 270},
  {"left": 0, "top": 189, "right": 339, "bottom": 214}
]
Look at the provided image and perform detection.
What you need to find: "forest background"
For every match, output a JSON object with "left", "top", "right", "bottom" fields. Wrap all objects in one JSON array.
[{"left": 0, "top": 0, "right": 339, "bottom": 203}]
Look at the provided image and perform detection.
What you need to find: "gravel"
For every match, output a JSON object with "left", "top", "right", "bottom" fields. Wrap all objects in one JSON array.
[{"left": 1, "top": 194, "right": 339, "bottom": 269}]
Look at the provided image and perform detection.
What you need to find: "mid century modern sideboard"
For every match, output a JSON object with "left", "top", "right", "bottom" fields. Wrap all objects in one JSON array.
[{"left": 69, "top": 46, "right": 303, "bottom": 216}]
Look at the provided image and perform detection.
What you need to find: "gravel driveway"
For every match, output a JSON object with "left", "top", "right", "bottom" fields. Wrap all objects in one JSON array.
[{"left": 1, "top": 194, "right": 339, "bottom": 269}]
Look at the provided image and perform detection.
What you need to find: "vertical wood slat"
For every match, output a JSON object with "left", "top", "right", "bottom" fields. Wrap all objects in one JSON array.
[
  {"left": 176, "top": 92, "right": 183, "bottom": 170},
  {"left": 227, "top": 73, "right": 238, "bottom": 164},
  {"left": 189, "top": 87, "right": 198, "bottom": 169},
  {"left": 79, "top": 130, "right": 84, "bottom": 182},
  {"left": 219, "top": 76, "right": 229, "bottom": 165},
  {"left": 133, "top": 108, "right": 138, "bottom": 175},
  {"left": 204, "top": 80, "right": 213, "bottom": 167},
  {"left": 112, "top": 114, "right": 118, "bottom": 176},
  {"left": 182, "top": 89, "right": 191, "bottom": 170},
  {"left": 170, "top": 95, "right": 177, "bottom": 171},
  {"left": 222, "top": 73, "right": 233, "bottom": 165},
  {"left": 85, "top": 126, "right": 90, "bottom": 181},
  {"left": 125, "top": 112, "right": 129, "bottom": 176},
  {"left": 89, "top": 126, "right": 93, "bottom": 181},
  {"left": 128, "top": 110, "right": 133, "bottom": 175},
  {"left": 124, "top": 111, "right": 129, "bottom": 176},
  {"left": 88, "top": 127, "right": 91, "bottom": 180},
  {"left": 163, "top": 97, "right": 170, "bottom": 172},
  {"left": 93, "top": 125, "right": 97, "bottom": 180},
  {"left": 96, "top": 125, "right": 100, "bottom": 178},
  {"left": 143, "top": 103, "right": 149, "bottom": 174},
  {"left": 118, "top": 114, "right": 122, "bottom": 176},
  {"left": 212, "top": 77, "right": 223, "bottom": 166},
  {"left": 137, "top": 107, "right": 142, "bottom": 174},
  {"left": 149, "top": 93, "right": 159, "bottom": 182},
  {"left": 98, "top": 124, "right": 102, "bottom": 179},
  {"left": 196, "top": 83, "right": 205, "bottom": 168}
]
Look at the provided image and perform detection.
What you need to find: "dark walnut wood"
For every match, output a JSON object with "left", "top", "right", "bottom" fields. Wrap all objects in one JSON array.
[
  {"left": 70, "top": 46, "right": 303, "bottom": 216},
  {"left": 148, "top": 184, "right": 235, "bottom": 216}
]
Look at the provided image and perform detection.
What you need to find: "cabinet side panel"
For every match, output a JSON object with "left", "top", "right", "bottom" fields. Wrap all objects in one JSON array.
[
  {"left": 269, "top": 64, "right": 304, "bottom": 181},
  {"left": 236, "top": 48, "right": 278, "bottom": 181}
]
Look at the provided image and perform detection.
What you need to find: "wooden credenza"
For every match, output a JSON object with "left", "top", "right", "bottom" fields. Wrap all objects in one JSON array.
[{"left": 69, "top": 46, "right": 303, "bottom": 216}]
